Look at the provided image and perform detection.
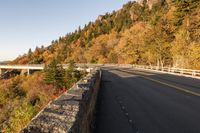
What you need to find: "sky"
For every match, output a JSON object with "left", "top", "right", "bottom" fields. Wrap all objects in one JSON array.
[{"left": 0, "top": 0, "right": 132, "bottom": 61}]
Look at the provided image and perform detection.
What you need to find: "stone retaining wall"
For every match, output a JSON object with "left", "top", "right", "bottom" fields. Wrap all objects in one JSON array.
[{"left": 21, "top": 69, "right": 101, "bottom": 133}]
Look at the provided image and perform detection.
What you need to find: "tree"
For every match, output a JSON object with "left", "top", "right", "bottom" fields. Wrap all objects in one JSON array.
[
  {"left": 65, "top": 60, "right": 80, "bottom": 88},
  {"left": 28, "top": 48, "right": 32, "bottom": 57},
  {"left": 8, "top": 77, "right": 26, "bottom": 99},
  {"left": 116, "top": 22, "right": 149, "bottom": 64},
  {"left": 172, "top": 0, "right": 200, "bottom": 42},
  {"left": 173, "top": 0, "right": 199, "bottom": 27},
  {"left": 171, "top": 29, "right": 190, "bottom": 68},
  {"left": 44, "top": 59, "right": 66, "bottom": 89},
  {"left": 145, "top": 18, "right": 173, "bottom": 67},
  {"left": 188, "top": 43, "right": 200, "bottom": 69},
  {"left": 27, "top": 48, "right": 33, "bottom": 64}
]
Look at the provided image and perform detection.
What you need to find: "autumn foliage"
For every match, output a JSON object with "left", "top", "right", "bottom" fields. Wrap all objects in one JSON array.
[
  {"left": 11, "top": 0, "right": 200, "bottom": 69},
  {"left": 0, "top": 67, "right": 84, "bottom": 132},
  {"left": 1, "top": 0, "right": 200, "bottom": 132}
]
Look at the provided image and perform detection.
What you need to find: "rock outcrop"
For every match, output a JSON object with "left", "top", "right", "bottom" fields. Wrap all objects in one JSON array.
[{"left": 138, "top": 0, "right": 166, "bottom": 9}]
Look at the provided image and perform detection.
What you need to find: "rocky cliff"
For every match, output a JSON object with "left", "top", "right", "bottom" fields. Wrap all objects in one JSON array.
[{"left": 138, "top": 0, "right": 166, "bottom": 9}]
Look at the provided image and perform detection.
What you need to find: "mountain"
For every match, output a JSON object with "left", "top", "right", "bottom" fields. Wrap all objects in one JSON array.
[{"left": 11, "top": 0, "right": 200, "bottom": 69}]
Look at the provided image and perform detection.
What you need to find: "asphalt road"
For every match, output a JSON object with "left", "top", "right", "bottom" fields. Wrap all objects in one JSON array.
[{"left": 94, "top": 67, "right": 200, "bottom": 133}]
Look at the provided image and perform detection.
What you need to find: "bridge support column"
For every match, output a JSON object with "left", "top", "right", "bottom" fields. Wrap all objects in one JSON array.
[
  {"left": 21, "top": 69, "right": 30, "bottom": 76},
  {"left": 27, "top": 69, "right": 30, "bottom": 75},
  {"left": 0, "top": 69, "right": 6, "bottom": 78},
  {"left": 21, "top": 69, "right": 26, "bottom": 76},
  {"left": 0, "top": 69, "right": 2, "bottom": 77}
]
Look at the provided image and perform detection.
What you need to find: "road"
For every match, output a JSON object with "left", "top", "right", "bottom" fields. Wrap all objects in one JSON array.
[{"left": 94, "top": 67, "right": 200, "bottom": 133}]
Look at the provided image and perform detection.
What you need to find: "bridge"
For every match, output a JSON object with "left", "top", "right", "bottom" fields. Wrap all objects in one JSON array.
[
  {"left": 1, "top": 64, "right": 200, "bottom": 78},
  {"left": 1, "top": 64, "right": 200, "bottom": 133},
  {"left": 0, "top": 64, "right": 83, "bottom": 76},
  {"left": 0, "top": 63, "right": 200, "bottom": 78},
  {"left": 0, "top": 64, "right": 103, "bottom": 76},
  {"left": 0, "top": 64, "right": 45, "bottom": 76}
]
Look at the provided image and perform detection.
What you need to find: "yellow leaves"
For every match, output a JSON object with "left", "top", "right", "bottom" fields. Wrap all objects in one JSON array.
[
  {"left": 107, "top": 51, "right": 118, "bottom": 63},
  {"left": 42, "top": 50, "right": 53, "bottom": 63},
  {"left": 8, "top": 2, "right": 200, "bottom": 68},
  {"left": 188, "top": 43, "right": 200, "bottom": 69},
  {"left": 68, "top": 40, "right": 86, "bottom": 63},
  {"left": 6, "top": 101, "right": 34, "bottom": 133},
  {"left": 171, "top": 29, "right": 189, "bottom": 67},
  {"left": 84, "top": 34, "right": 111, "bottom": 63},
  {"left": 189, "top": 43, "right": 200, "bottom": 59},
  {"left": 20, "top": 72, "right": 42, "bottom": 92},
  {"left": 0, "top": 72, "right": 56, "bottom": 132},
  {"left": 114, "top": 22, "right": 150, "bottom": 64}
]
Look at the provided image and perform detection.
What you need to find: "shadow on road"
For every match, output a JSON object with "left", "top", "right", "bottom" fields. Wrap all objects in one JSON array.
[{"left": 93, "top": 69, "right": 200, "bottom": 133}]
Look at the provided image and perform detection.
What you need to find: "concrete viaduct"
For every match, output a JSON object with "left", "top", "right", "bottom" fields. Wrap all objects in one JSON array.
[
  {"left": 0, "top": 64, "right": 99, "bottom": 77},
  {"left": 0, "top": 65, "right": 45, "bottom": 76}
]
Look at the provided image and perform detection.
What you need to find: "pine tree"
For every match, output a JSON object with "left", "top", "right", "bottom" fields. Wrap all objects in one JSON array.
[
  {"left": 27, "top": 48, "right": 32, "bottom": 60},
  {"left": 44, "top": 59, "right": 66, "bottom": 89},
  {"left": 65, "top": 60, "right": 79, "bottom": 88},
  {"left": 173, "top": 0, "right": 199, "bottom": 27},
  {"left": 54, "top": 65, "right": 66, "bottom": 89}
]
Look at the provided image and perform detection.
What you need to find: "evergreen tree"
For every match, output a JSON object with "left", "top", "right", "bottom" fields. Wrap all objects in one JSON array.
[
  {"left": 54, "top": 64, "right": 66, "bottom": 89},
  {"left": 44, "top": 59, "right": 66, "bottom": 89},
  {"left": 173, "top": 0, "right": 199, "bottom": 27},
  {"left": 65, "top": 60, "right": 80, "bottom": 88},
  {"left": 27, "top": 48, "right": 32, "bottom": 59}
]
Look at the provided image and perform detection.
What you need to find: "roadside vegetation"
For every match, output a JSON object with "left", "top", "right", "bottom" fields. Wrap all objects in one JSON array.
[{"left": 0, "top": 61, "right": 86, "bottom": 133}]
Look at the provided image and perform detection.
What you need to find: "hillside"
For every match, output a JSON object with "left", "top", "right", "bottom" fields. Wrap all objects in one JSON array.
[{"left": 12, "top": 0, "right": 200, "bottom": 69}]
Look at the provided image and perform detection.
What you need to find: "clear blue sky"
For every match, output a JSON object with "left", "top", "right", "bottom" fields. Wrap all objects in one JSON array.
[{"left": 0, "top": 0, "right": 132, "bottom": 61}]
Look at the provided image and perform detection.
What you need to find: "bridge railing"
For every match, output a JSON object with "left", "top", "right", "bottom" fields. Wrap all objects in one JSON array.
[
  {"left": 0, "top": 64, "right": 45, "bottom": 70},
  {"left": 96, "top": 64, "right": 200, "bottom": 78},
  {"left": 1, "top": 64, "right": 200, "bottom": 78},
  {"left": 116, "top": 64, "right": 200, "bottom": 78}
]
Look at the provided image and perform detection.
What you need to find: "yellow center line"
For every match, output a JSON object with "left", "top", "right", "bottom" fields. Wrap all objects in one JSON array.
[
  {"left": 120, "top": 69, "right": 200, "bottom": 97},
  {"left": 141, "top": 76, "right": 200, "bottom": 97}
]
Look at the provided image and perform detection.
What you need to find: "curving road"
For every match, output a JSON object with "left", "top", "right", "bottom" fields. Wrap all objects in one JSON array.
[{"left": 94, "top": 67, "right": 200, "bottom": 133}]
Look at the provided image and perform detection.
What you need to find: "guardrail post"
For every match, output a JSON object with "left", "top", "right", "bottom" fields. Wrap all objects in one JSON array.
[
  {"left": 192, "top": 71, "right": 196, "bottom": 76},
  {"left": 180, "top": 70, "right": 183, "bottom": 75},
  {"left": 156, "top": 66, "right": 159, "bottom": 70}
]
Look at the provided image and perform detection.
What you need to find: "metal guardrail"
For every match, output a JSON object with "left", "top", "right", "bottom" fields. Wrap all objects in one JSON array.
[
  {"left": 98, "top": 64, "right": 200, "bottom": 78},
  {"left": 131, "top": 65, "right": 200, "bottom": 77}
]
